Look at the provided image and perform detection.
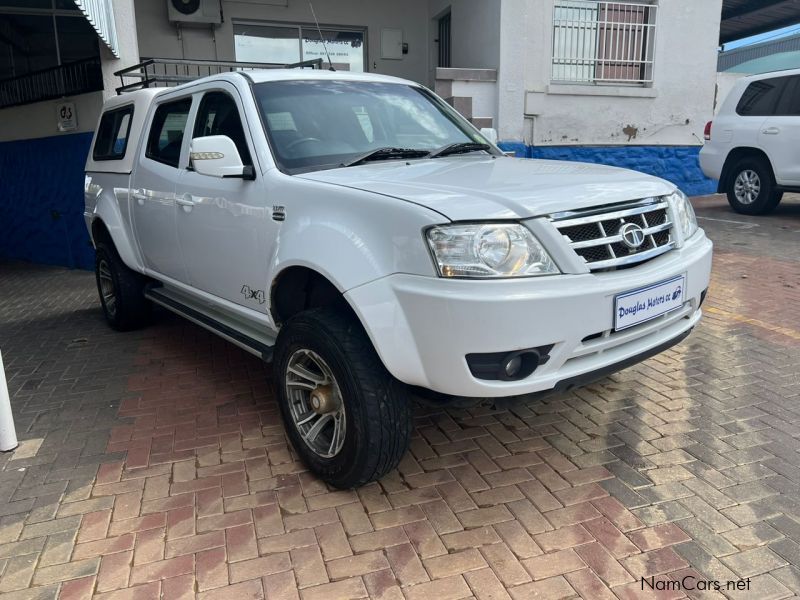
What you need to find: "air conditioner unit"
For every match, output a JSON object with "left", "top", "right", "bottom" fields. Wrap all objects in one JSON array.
[{"left": 167, "top": 0, "right": 221, "bottom": 26}]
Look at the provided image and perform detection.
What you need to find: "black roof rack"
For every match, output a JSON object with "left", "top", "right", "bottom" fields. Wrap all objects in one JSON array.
[{"left": 113, "top": 57, "right": 324, "bottom": 94}]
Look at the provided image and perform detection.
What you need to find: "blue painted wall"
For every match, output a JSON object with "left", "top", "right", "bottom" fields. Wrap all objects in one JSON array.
[
  {"left": 498, "top": 144, "right": 718, "bottom": 197},
  {"left": 0, "top": 136, "right": 717, "bottom": 271},
  {"left": 0, "top": 132, "right": 95, "bottom": 270}
]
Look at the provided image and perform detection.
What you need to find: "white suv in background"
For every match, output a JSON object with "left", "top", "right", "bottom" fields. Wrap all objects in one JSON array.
[{"left": 701, "top": 68, "right": 800, "bottom": 215}]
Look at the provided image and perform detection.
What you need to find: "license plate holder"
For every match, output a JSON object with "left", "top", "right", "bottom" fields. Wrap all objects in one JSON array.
[{"left": 614, "top": 275, "right": 686, "bottom": 331}]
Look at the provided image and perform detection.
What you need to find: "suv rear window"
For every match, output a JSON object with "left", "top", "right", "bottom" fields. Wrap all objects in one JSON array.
[
  {"left": 736, "top": 77, "right": 787, "bottom": 116},
  {"left": 146, "top": 98, "right": 192, "bottom": 168},
  {"left": 93, "top": 106, "right": 134, "bottom": 161}
]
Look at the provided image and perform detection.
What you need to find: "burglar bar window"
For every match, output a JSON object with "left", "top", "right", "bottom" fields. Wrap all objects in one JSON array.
[{"left": 552, "top": 0, "right": 657, "bottom": 85}]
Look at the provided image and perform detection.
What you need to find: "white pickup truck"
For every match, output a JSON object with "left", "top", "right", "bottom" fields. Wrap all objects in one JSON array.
[{"left": 84, "top": 69, "right": 712, "bottom": 488}]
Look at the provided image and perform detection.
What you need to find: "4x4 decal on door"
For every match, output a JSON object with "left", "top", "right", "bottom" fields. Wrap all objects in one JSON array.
[{"left": 241, "top": 285, "right": 265, "bottom": 304}]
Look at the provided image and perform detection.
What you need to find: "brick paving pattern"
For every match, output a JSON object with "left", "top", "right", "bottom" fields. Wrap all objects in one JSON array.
[{"left": 0, "top": 193, "right": 798, "bottom": 599}]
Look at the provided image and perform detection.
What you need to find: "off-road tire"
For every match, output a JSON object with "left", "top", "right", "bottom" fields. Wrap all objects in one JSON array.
[
  {"left": 273, "top": 307, "right": 411, "bottom": 488},
  {"left": 94, "top": 242, "right": 151, "bottom": 331},
  {"left": 726, "top": 156, "right": 783, "bottom": 215}
]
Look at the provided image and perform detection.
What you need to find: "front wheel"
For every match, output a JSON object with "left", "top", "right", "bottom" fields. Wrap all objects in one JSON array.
[
  {"left": 273, "top": 307, "right": 411, "bottom": 489},
  {"left": 726, "top": 157, "right": 782, "bottom": 215}
]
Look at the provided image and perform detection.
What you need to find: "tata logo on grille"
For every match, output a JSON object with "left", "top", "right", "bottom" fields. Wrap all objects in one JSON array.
[{"left": 620, "top": 223, "right": 646, "bottom": 249}]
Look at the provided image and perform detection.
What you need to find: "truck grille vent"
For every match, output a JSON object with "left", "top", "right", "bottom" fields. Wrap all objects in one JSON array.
[{"left": 550, "top": 197, "right": 674, "bottom": 271}]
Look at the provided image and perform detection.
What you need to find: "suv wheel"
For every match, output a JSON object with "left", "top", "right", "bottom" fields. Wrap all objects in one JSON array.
[
  {"left": 726, "top": 157, "right": 783, "bottom": 215},
  {"left": 273, "top": 307, "right": 411, "bottom": 488},
  {"left": 94, "top": 242, "right": 151, "bottom": 331}
]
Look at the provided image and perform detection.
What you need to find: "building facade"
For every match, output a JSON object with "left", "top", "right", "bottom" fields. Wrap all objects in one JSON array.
[{"left": 0, "top": 0, "right": 722, "bottom": 269}]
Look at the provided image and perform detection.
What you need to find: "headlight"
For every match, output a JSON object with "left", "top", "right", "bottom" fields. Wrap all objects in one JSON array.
[
  {"left": 426, "top": 223, "right": 559, "bottom": 278},
  {"left": 669, "top": 190, "right": 698, "bottom": 240}
]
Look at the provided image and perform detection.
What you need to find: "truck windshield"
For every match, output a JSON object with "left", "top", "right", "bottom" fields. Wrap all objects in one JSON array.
[{"left": 252, "top": 80, "right": 494, "bottom": 174}]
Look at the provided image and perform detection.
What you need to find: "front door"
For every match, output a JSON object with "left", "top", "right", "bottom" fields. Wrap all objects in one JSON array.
[
  {"left": 175, "top": 86, "right": 274, "bottom": 312},
  {"left": 131, "top": 97, "right": 193, "bottom": 282}
]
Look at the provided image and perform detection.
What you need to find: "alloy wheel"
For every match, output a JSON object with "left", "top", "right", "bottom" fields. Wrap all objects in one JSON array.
[
  {"left": 98, "top": 259, "right": 117, "bottom": 317},
  {"left": 734, "top": 170, "right": 761, "bottom": 205},
  {"left": 284, "top": 348, "right": 346, "bottom": 458}
]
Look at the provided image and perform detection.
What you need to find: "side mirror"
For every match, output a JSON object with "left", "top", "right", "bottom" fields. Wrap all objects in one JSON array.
[
  {"left": 480, "top": 127, "right": 498, "bottom": 145},
  {"left": 190, "top": 135, "right": 255, "bottom": 180}
]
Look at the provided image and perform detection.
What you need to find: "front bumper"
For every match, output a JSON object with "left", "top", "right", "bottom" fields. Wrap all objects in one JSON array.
[{"left": 346, "top": 232, "right": 713, "bottom": 398}]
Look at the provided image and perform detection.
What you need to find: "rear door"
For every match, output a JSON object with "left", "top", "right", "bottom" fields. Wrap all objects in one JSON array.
[
  {"left": 733, "top": 76, "right": 786, "bottom": 156},
  {"left": 760, "top": 75, "right": 800, "bottom": 186},
  {"left": 131, "top": 96, "right": 194, "bottom": 281}
]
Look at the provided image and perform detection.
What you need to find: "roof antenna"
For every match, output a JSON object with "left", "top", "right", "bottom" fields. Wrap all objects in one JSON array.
[{"left": 309, "top": 2, "right": 335, "bottom": 71}]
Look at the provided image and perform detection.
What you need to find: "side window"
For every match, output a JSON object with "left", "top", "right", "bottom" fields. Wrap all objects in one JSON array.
[
  {"left": 776, "top": 76, "right": 800, "bottom": 117},
  {"left": 93, "top": 106, "right": 134, "bottom": 161},
  {"left": 736, "top": 77, "right": 787, "bottom": 117},
  {"left": 193, "top": 92, "right": 252, "bottom": 165},
  {"left": 145, "top": 98, "right": 192, "bottom": 168}
]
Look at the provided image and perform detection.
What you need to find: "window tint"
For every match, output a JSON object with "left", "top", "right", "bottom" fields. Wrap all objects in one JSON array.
[
  {"left": 775, "top": 76, "right": 800, "bottom": 117},
  {"left": 193, "top": 92, "right": 252, "bottom": 165},
  {"left": 146, "top": 98, "right": 192, "bottom": 168},
  {"left": 93, "top": 105, "right": 134, "bottom": 161},
  {"left": 736, "top": 77, "right": 787, "bottom": 116}
]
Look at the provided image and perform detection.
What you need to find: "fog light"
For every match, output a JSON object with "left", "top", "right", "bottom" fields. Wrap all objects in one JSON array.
[
  {"left": 504, "top": 355, "right": 523, "bottom": 377},
  {"left": 466, "top": 344, "right": 554, "bottom": 381}
]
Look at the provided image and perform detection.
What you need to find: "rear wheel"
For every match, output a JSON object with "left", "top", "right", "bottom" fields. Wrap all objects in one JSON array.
[
  {"left": 726, "top": 157, "right": 782, "bottom": 215},
  {"left": 94, "top": 242, "right": 151, "bottom": 331},
  {"left": 273, "top": 307, "right": 411, "bottom": 488}
]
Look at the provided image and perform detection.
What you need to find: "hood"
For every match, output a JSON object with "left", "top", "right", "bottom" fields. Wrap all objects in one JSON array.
[{"left": 297, "top": 155, "right": 676, "bottom": 221}]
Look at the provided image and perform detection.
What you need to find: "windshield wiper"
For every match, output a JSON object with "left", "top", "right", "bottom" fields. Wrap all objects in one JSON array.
[
  {"left": 341, "top": 147, "right": 431, "bottom": 168},
  {"left": 428, "top": 142, "right": 491, "bottom": 159}
]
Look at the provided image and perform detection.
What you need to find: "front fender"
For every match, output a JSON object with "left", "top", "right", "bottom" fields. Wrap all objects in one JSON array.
[{"left": 270, "top": 178, "right": 443, "bottom": 293}]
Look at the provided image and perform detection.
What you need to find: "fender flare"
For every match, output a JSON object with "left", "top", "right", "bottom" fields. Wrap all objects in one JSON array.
[{"left": 91, "top": 193, "right": 145, "bottom": 273}]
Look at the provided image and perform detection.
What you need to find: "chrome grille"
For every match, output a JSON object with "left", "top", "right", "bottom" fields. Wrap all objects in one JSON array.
[{"left": 550, "top": 197, "right": 674, "bottom": 271}]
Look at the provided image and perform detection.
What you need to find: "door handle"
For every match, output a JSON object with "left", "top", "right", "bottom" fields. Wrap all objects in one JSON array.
[
  {"left": 176, "top": 195, "right": 195, "bottom": 208},
  {"left": 762, "top": 127, "right": 780, "bottom": 135},
  {"left": 131, "top": 191, "right": 146, "bottom": 206}
]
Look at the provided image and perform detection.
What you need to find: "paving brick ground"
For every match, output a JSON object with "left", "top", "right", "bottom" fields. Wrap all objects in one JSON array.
[{"left": 0, "top": 193, "right": 798, "bottom": 600}]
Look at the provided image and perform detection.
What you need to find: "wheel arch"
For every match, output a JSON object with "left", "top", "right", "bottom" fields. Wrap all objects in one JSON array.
[
  {"left": 270, "top": 265, "right": 359, "bottom": 328},
  {"left": 89, "top": 196, "right": 144, "bottom": 273},
  {"left": 719, "top": 147, "right": 775, "bottom": 193}
]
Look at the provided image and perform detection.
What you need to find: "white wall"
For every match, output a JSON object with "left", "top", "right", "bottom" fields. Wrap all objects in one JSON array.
[
  {"left": 452, "top": 79, "right": 498, "bottom": 122},
  {"left": 497, "top": 0, "right": 723, "bottom": 146},
  {"left": 133, "top": 0, "right": 431, "bottom": 84},
  {"left": 101, "top": 0, "right": 141, "bottom": 100},
  {"left": 0, "top": 91, "right": 104, "bottom": 143},
  {"left": 715, "top": 71, "right": 743, "bottom": 114}
]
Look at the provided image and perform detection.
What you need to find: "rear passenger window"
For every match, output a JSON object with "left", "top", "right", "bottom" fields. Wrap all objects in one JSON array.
[
  {"left": 93, "top": 106, "right": 134, "bottom": 161},
  {"left": 146, "top": 98, "right": 192, "bottom": 168},
  {"left": 776, "top": 76, "right": 800, "bottom": 116},
  {"left": 736, "top": 77, "right": 787, "bottom": 116}
]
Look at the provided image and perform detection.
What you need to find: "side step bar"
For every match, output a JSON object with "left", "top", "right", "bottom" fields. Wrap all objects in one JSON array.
[{"left": 145, "top": 285, "right": 275, "bottom": 362}]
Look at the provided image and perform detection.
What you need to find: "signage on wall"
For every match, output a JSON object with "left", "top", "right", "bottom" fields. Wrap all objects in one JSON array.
[{"left": 57, "top": 102, "right": 77, "bottom": 132}]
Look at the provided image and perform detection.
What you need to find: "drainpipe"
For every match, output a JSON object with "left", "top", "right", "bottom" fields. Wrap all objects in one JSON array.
[{"left": 0, "top": 350, "right": 18, "bottom": 452}]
